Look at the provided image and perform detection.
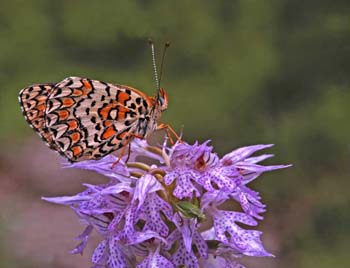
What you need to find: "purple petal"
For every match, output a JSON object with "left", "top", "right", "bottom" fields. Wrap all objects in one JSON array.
[
  {"left": 107, "top": 238, "right": 129, "bottom": 268},
  {"left": 132, "top": 175, "right": 163, "bottom": 210},
  {"left": 70, "top": 238, "right": 89, "bottom": 255},
  {"left": 172, "top": 214, "right": 195, "bottom": 253},
  {"left": 213, "top": 210, "right": 273, "bottom": 257},
  {"left": 193, "top": 232, "right": 208, "bottom": 259},
  {"left": 123, "top": 205, "right": 137, "bottom": 237},
  {"left": 75, "top": 224, "right": 93, "bottom": 240},
  {"left": 231, "top": 186, "right": 266, "bottom": 220},
  {"left": 201, "top": 227, "right": 216, "bottom": 240},
  {"left": 137, "top": 247, "right": 175, "bottom": 268},
  {"left": 163, "top": 229, "right": 181, "bottom": 251},
  {"left": 100, "top": 182, "right": 134, "bottom": 195},
  {"left": 70, "top": 225, "right": 94, "bottom": 254},
  {"left": 170, "top": 237, "right": 199, "bottom": 268},
  {"left": 201, "top": 167, "right": 241, "bottom": 192},
  {"left": 243, "top": 154, "right": 274, "bottom": 164},
  {"left": 170, "top": 140, "right": 215, "bottom": 169},
  {"left": 92, "top": 240, "right": 108, "bottom": 265},
  {"left": 130, "top": 139, "right": 166, "bottom": 164},
  {"left": 238, "top": 163, "right": 292, "bottom": 184},
  {"left": 199, "top": 255, "right": 246, "bottom": 268},
  {"left": 237, "top": 163, "right": 292, "bottom": 174},
  {"left": 221, "top": 144, "right": 274, "bottom": 165},
  {"left": 76, "top": 212, "right": 111, "bottom": 236},
  {"left": 63, "top": 154, "right": 130, "bottom": 181},
  {"left": 42, "top": 194, "right": 91, "bottom": 205},
  {"left": 140, "top": 193, "right": 173, "bottom": 236},
  {"left": 201, "top": 190, "right": 230, "bottom": 210},
  {"left": 164, "top": 168, "right": 200, "bottom": 199},
  {"left": 128, "top": 230, "right": 167, "bottom": 245},
  {"left": 108, "top": 211, "right": 125, "bottom": 232},
  {"left": 163, "top": 170, "right": 177, "bottom": 185}
]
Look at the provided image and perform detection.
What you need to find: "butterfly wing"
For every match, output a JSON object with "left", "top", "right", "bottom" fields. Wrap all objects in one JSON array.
[
  {"left": 18, "top": 83, "right": 59, "bottom": 150},
  {"left": 44, "top": 76, "right": 152, "bottom": 161}
]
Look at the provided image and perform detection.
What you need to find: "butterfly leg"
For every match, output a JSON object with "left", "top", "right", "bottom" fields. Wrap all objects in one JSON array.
[
  {"left": 111, "top": 133, "right": 145, "bottom": 169},
  {"left": 111, "top": 138, "right": 133, "bottom": 169},
  {"left": 125, "top": 142, "right": 132, "bottom": 163},
  {"left": 157, "top": 123, "right": 182, "bottom": 144}
]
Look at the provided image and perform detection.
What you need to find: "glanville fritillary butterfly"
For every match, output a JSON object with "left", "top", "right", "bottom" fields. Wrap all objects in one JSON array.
[{"left": 18, "top": 41, "right": 178, "bottom": 162}]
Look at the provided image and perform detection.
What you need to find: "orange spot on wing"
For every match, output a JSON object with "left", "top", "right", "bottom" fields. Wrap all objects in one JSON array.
[
  {"left": 117, "top": 111, "right": 125, "bottom": 119},
  {"left": 102, "top": 126, "right": 117, "bottom": 140},
  {"left": 100, "top": 105, "right": 111, "bottom": 119},
  {"left": 36, "top": 103, "right": 46, "bottom": 112},
  {"left": 118, "top": 106, "right": 130, "bottom": 113},
  {"left": 83, "top": 80, "right": 92, "bottom": 89},
  {"left": 118, "top": 91, "right": 130, "bottom": 105},
  {"left": 72, "top": 89, "right": 82, "bottom": 96},
  {"left": 58, "top": 110, "right": 69, "bottom": 120},
  {"left": 70, "top": 132, "right": 81, "bottom": 143},
  {"left": 82, "top": 80, "right": 93, "bottom": 96},
  {"left": 100, "top": 104, "right": 117, "bottom": 120},
  {"left": 37, "top": 95, "right": 47, "bottom": 102},
  {"left": 71, "top": 146, "right": 83, "bottom": 157},
  {"left": 67, "top": 120, "right": 78, "bottom": 130},
  {"left": 103, "top": 120, "right": 113, "bottom": 127},
  {"left": 82, "top": 87, "right": 92, "bottom": 96},
  {"left": 117, "top": 106, "right": 130, "bottom": 120},
  {"left": 62, "top": 98, "right": 75, "bottom": 107},
  {"left": 117, "top": 130, "right": 127, "bottom": 140}
]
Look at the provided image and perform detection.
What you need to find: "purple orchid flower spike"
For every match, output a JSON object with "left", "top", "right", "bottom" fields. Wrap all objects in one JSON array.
[{"left": 43, "top": 138, "right": 290, "bottom": 267}]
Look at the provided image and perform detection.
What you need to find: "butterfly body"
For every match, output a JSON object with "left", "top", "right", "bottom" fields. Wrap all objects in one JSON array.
[{"left": 19, "top": 76, "right": 168, "bottom": 162}]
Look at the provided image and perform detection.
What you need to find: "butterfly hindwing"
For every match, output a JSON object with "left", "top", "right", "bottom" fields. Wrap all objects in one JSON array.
[{"left": 18, "top": 83, "right": 59, "bottom": 150}]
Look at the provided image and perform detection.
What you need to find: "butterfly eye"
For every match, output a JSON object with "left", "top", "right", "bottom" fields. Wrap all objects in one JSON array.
[
  {"left": 158, "top": 95, "right": 165, "bottom": 106},
  {"left": 157, "top": 88, "right": 168, "bottom": 110}
]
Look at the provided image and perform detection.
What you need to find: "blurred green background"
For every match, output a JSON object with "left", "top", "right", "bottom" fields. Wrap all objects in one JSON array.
[{"left": 0, "top": 0, "right": 349, "bottom": 267}]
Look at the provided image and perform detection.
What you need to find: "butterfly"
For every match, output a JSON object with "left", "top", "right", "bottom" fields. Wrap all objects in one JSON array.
[{"left": 18, "top": 41, "right": 177, "bottom": 162}]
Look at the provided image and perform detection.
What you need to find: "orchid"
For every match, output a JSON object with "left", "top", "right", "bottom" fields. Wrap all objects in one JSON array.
[{"left": 43, "top": 138, "right": 290, "bottom": 268}]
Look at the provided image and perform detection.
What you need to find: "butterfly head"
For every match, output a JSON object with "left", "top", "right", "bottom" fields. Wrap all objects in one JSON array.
[{"left": 157, "top": 87, "right": 168, "bottom": 111}]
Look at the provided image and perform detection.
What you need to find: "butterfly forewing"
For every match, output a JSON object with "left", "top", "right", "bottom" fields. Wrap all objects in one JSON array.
[{"left": 42, "top": 76, "right": 154, "bottom": 161}]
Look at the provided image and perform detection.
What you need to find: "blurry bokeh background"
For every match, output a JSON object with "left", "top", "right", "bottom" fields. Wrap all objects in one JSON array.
[{"left": 1, "top": 1, "right": 349, "bottom": 267}]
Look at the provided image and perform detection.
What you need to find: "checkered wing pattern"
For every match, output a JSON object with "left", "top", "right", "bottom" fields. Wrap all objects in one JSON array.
[
  {"left": 19, "top": 76, "right": 155, "bottom": 161},
  {"left": 19, "top": 83, "right": 58, "bottom": 150}
]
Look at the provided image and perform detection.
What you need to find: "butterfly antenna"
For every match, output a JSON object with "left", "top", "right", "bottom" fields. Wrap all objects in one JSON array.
[
  {"left": 158, "top": 42, "right": 170, "bottom": 89},
  {"left": 148, "top": 39, "right": 160, "bottom": 93}
]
